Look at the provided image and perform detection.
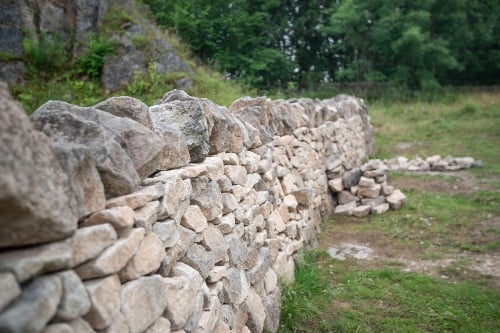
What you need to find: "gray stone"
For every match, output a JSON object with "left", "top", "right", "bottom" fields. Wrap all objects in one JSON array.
[
  {"left": 99, "top": 310, "right": 129, "bottom": 333},
  {"left": 358, "top": 184, "right": 381, "bottom": 198},
  {"left": 152, "top": 220, "right": 180, "bottom": 248},
  {"left": 102, "top": 51, "right": 147, "bottom": 92},
  {"left": 0, "top": 86, "right": 78, "bottom": 247},
  {"left": 221, "top": 268, "right": 248, "bottom": 305},
  {"left": 82, "top": 206, "right": 135, "bottom": 230},
  {"left": 337, "top": 190, "right": 358, "bottom": 205},
  {"left": 263, "top": 291, "right": 281, "bottom": 333},
  {"left": 83, "top": 274, "right": 121, "bottom": 330},
  {"left": 0, "top": 61, "right": 26, "bottom": 86},
  {"left": 0, "top": 238, "right": 72, "bottom": 283},
  {"left": 163, "top": 276, "right": 198, "bottom": 330},
  {"left": 333, "top": 201, "right": 357, "bottom": 216},
  {"left": 134, "top": 200, "right": 160, "bottom": 230},
  {"left": 0, "top": 1, "right": 24, "bottom": 55},
  {"left": 42, "top": 323, "right": 74, "bottom": 333},
  {"left": 230, "top": 97, "right": 274, "bottom": 145},
  {"left": 119, "top": 232, "right": 165, "bottom": 282},
  {"left": 145, "top": 317, "right": 171, "bottom": 333},
  {"left": 203, "top": 156, "right": 225, "bottom": 181},
  {"left": 106, "top": 183, "right": 165, "bottom": 210},
  {"left": 94, "top": 96, "right": 153, "bottom": 129},
  {"left": 372, "top": 203, "right": 390, "bottom": 215},
  {"left": 72, "top": 224, "right": 117, "bottom": 266},
  {"left": 183, "top": 291, "right": 204, "bottom": 332},
  {"left": 75, "top": 228, "right": 145, "bottom": 280},
  {"left": 342, "top": 168, "right": 362, "bottom": 189},
  {"left": 158, "top": 176, "right": 190, "bottom": 221},
  {"left": 353, "top": 205, "right": 371, "bottom": 217},
  {"left": 150, "top": 91, "right": 211, "bottom": 162},
  {"left": 181, "top": 205, "right": 208, "bottom": 233},
  {"left": 0, "top": 275, "right": 62, "bottom": 333},
  {"left": 199, "top": 99, "right": 243, "bottom": 154},
  {"left": 149, "top": 118, "right": 191, "bottom": 170},
  {"left": 244, "top": 289, "right": 266, "bottom": 333},
  {"left": 53, "top": 143, "right": 106, "bottom": 219},
  {"left": 66, "top": 318, "right": 95, "bottom": 333},
  {"left": 190, "top": 180, "right": 223, "bottom": 221},
  {"left": 196, "top": 296, "right": 221, "bottom": 333},
  {"left": 224, "top": 165, "right": 248, "bottom": 185},
  {"left": 0, "top": 273, "right": 20, "bottom": 312},
  {"left": 54, "top": 270, "right": 91, "bottom": 321},
  {"left": 201, "top": 225, "right": 228, "bottom": 264},
  {"left": 30, "top": 101, "right": 140, "bottom": 198},
  {"left": 221, "top": 193, "right": 239, "bottom": 214},
  {"left": 386, "top": 189, "right": 406, "bottom": 210},
  {"left": 121, "top": 275, "right": 170, "bottom": 333},
  {"left": 181, "top": 244, "right": 215, "bottom": 279}
]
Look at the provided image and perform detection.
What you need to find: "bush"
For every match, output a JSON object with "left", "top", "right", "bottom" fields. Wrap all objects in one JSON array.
[
  {"left": 23, "top": 34, "right": 68, "bottom": 72},
  {"left": 77, "top": 37, "right": 117, "bottom": 78}
]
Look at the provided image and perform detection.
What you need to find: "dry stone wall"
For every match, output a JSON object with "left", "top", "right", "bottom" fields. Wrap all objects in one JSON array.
[{"left": 0, "top": 82, "right": 374, "bottom": 333}]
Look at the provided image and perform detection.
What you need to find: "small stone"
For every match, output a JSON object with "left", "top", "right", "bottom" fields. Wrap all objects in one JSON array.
[
  {"left": 221, "top": 193, "right": 239, "bottom": 214},
  {"left": 72, "top": 224, "right": 117, "bottom": 266},
  {"left": 145, "top": 317, "right": 171, "bottom": 333},
  {"left": 342, "top": 168, "right": 362, "bottom": 188},
  {"left": 0, "top": 273, "right": 20, "bottom": 312},
  {"left": 353, "top": 205, "right": 371, "bottom": 217},
  {"left": 54, "top": 270, "right": 91, "bottom": 321},
  {"left": 363, "top": 168, "right": 385, "bottom": 178},
  {"left": 283, "top": 195, "right": 298, "bottom": 210},
  {"left": 217, "top": 175, "right": 233, "bottom": 192},
  {"left": 218, "top": 213, "right": 236, "bottom": 234},
  {"left": 181, "top": 205, "right": 208, "bottom": 233},
  {"left": 337, "top": 190, "right": 357, "bottom": 204},
  {"left": 201, "top": 225, "right": 228, "bottom": 264},
  {"left": 203, "top": 156, "right": 225, "bottom": 181},
  {"left": 386, "top": 189, "right": 406, "bottom": 210},
  {"left": 162, "top": 276, "right": 198, "bottom": 330},
  {"left": 207, "top": 266, "right": 228, "bottom": 283},
  {"left": 264, "top": 269, "right": 278, "bottom": 293},
  {"left": 83, "top": 274, "right": 121, "bottom": 330},
  {"left": 121, "top": 275, "right": 169, "bottom": 333},
  {"left": 66, "top": 318, "right": 95, "bottom": 333},
  {"left": 75, "top": 228, "right": 145, "bottom": 280},
  {"left": 358, "top": 184, "right": 381, "bottom": 198},
  {"left": 82, "top": 206, "right": 135, "bottom": 230},
  {"left": 43, "top": 323, "right": 74, "bottom": 333},
  {"left": 358, "top": 176, "right": 375, "bottom": 187},
  {"left": 106, "top": 183, "right": 165, "bottom": 210},
  {"left": 0, "top": 239, "right": 72, "bottom": 283},
  {"left": 153, "top": 220, "right": 180, "bottom": 248},
  {"left": 0, "top": 275, "right": 62, "bottom": 333},
  {"left": 372, "top": 203, "right": 390, "bottom": 215},
  {"left": 134, "top": 201, "right": 160, "bottom": 230},
  {"left": 381, "top": 183, "right": 394, "bottom": 196},
  {"left": 119, "top": 232, "right": 166, "bottom": 282},
  {"left": 224, "top": 165, "right": 247, "bottom": 185},
  {"left": 99, "top": 310, "right": 128, "bottom": 333},
  {"left": 181, "top": 244, "right": 215, "bottom": 279},
  {"left": 333, "top": 201, "right": 357, "bottom": 216},
  {"left": 245, "top": 289, "right": 266, "bottom": 333}
]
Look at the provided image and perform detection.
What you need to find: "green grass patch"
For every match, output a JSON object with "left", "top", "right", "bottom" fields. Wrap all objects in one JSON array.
[
  {"left": 369, "top": 91, "right": 500, "bottom": 175},
  {"left": 278, "top": 253, "right": 500, "bottom": 333},
  {"left": 279, "top": 251, "right": 334, "bottom": 332}
]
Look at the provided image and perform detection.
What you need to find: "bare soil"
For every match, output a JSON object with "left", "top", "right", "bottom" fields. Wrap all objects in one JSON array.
[{"left": 319, "top": 170, "right": 500, "bottom": 288}]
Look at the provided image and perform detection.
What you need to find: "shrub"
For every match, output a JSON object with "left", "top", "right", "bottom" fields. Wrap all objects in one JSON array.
[
  {"left": 77, "top": 37, "right": 117, "bottom": 78},
  {"left": 23, "top": 34, "right": 68, "bottom": 72}
]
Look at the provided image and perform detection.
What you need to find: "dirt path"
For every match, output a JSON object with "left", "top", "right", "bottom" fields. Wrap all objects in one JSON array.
[{"left": 319, "top": 170, "right": 500, "bottom": 287}]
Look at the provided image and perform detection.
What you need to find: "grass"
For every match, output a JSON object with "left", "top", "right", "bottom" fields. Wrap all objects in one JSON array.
[
  {"left": 279, "top": 91, "right": 500, "bottom": 332},
  {"left": 278, "top": 251, "right": 500, "bottom": 333}
]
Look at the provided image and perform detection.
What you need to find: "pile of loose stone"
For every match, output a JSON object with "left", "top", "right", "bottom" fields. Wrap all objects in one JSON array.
[
  {"left": 329, "top": 159, "right": 406, "bottom": 217},
  {"left": 384, "top": 155, "right": 483, "bottom": 172}
]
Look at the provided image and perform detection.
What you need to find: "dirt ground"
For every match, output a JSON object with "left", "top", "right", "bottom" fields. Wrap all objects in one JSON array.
[{"left": 319, "top": 170, "right": 500, "bottom": 288}]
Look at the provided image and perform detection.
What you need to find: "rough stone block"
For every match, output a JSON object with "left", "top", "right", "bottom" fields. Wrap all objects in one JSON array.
[
  {"left": 72, "top": 224, "right": 117, "bottom": 266},
  {"left": 83, "top": 274, "right": 121, "bottom": 330}
]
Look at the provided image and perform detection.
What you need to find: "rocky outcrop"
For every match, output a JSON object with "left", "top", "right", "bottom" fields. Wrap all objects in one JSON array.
[
  {"left": 0, "top": 0, "right": 193, "bottom": 93},
  {"left": 0, "top": 83, "right": 78, "bottom": 248},
  {"left": 0, "top": 85, "right": 375, "bottom": 332}
]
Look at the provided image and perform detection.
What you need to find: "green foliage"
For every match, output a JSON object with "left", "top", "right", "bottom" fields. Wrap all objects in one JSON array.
[
  {"left": 279, "top": 250, "right": 333, "bottom": 332},
  {"left": 145, "top": 0, "right": 499, "bottom": 94},
  {"left": 130, "top": 35, "right": 150, "bottom": 50},
  {"left": 77, "top": 37, "right": 117, "bottom": 78},
  {"left": 23, "top": 34, "right": 68, "bottom": 72}
]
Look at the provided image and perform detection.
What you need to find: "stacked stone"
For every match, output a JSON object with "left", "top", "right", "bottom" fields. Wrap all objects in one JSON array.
[
  {"left": 330, "top": 159, "right": 407, "bottom": 217},
  {"left": 0, "top": 83, "right": 374, "bottom": 333},
  {"left": 384, "top": 155, "right": 483, "bottom": 172}
]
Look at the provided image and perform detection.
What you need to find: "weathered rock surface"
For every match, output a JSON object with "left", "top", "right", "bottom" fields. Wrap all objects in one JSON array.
[
  {"left": 54, "top": 270, "right": 91, "bottom": 321},
  {"left": 83, "top": 274, "right": 121, "bottom": 330},
  {"left": 0, "top": 275, "right": 62, "bottom": 333},
  {"left": 30, "top": 101, "right": 140, "bottom": 198},
  {"left": 0, "top": 239, "right": 72, "bottom": 283},
  {"left": 0, "top": 85, "right": 77, "bottom": 247},
  {"left": 72, "top": 224, "right": 118, "bottom": 266},
  {"left": 0, "top": 273, "right": 21, "bottom": 313},
  {"left": 119, "top": 232, "right": 165, "bottom": 282},
  {"left": 121, "top": 275, "right": 170, "bottom": 333},
  {"left": 94, "top": 96, "right": 153, "bottom": 129},
  {"left": 53, "top": 143, "right": 106, "bottom": 219}
]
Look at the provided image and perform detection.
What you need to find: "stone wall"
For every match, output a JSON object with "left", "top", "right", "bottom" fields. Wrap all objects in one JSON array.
[{"left": 0, "top": 83, "right": 374, "bottom": 333}]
